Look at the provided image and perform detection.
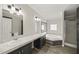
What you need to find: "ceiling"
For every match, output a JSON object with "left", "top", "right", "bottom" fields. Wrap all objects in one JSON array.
[{"left": 28, "top": 4, "right": 69, "bottom": 20}]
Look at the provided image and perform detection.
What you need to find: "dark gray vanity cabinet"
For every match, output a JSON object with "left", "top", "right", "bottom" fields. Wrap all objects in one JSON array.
[
  {"left": 41, "top": 35, "right": 46, "bottom": 46},
  {"left": 8, "top": 48, "right": 21, "bottom": 54},
  {"left": 34, "top": 38, "right": 41, "bottom": 49},
  {"left": 21, "top": 43, "right": 32, "bottom": 54},
  {"left": 34, "top": 35, "right": 46, "bottom": 49},
  {"left": 8, "top": 43, "right": 32, "bottom": 54}
]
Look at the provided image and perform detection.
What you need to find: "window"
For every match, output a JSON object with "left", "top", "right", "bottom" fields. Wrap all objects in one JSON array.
[
  {"left": 42, "top": 25, "right": 44, "bottom": 30},
  {"left": 50, "top": 24, "right": 57, "bottom": 31}
]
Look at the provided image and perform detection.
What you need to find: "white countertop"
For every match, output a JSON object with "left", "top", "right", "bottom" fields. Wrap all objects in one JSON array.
[{"left": 0, "top": 32, "right": 46, "bottom": 54}]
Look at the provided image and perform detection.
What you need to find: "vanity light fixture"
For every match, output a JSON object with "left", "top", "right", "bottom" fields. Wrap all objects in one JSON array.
[
  {"left": 34, "top": 16, "right": 41, "bottom": 21},
  {"left": 7, "top": 4, "right": 23, "bottom": 15},
  {"left": 8, "top": 4, "right": 15, "bottom": 14}
]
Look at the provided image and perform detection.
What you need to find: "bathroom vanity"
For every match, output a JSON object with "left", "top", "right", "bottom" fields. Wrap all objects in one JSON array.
[
  {"left": 8, "top": 43, "right": 32, "bottom": 54},
  {"left": 0, "top": 32, "right": 46, "bottom": 54},
  {"left": 0, "top": 5, "right": 46, "bottom": 54}
]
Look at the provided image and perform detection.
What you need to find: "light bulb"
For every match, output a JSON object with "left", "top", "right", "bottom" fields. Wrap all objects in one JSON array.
[
  {"left": 11, "top": 6, "right": 15, "bottom": 13},
  {"left": 17, "top": 12, "right": 20, "bottom": 15},
  {"left": 19, "top": 9, "right": 23, "bottom": 15},
  {"left": 9, "top": 6, "right": 15, "bottom": 14},
  {"left": 34, "top": 18, "right": 37, "bottom": 21}
]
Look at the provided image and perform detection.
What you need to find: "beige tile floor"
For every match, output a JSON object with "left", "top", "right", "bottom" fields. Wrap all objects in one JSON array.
[{"left": 32, "top": 43, "right": 77, "bottom": 54}]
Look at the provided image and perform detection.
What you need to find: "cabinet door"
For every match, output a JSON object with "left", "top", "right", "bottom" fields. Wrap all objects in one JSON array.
[
  {"left": 34, "top": 36, "right": 46, "bottom": 49},
  {"left": 34, "top": 38, "right": 41, "bottom": 49},
  {"left": 42, "top": 37, "right": 46, "bottom": 46},
  {"left": 40, "top": 37, "right": 43, "bottom": 47},
  {"left": 40, "top": 36, "right": 46, "bottom": 46},
  {"left": 8, "top": 48, "right": 21, "bottom": 54},
  {"left": 22, "top": 43, "right": 32, "bottom": 54}
]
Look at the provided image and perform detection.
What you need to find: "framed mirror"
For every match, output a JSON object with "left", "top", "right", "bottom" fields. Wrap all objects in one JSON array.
[
  {"left": 2, "top": 9, "right": 23, "bottom": 37},
  {"left": 41, "top": 22, "right": 47, "bottom": 33}
]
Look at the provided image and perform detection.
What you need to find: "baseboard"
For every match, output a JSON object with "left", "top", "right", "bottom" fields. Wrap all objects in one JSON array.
[{"left": 64, "top": 42, "right": 77, "bottom": 48}]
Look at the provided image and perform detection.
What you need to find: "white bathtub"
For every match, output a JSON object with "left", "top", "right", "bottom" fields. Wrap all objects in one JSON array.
[{"left": 46, "top": 34, "right": 63, "bottom": 41}]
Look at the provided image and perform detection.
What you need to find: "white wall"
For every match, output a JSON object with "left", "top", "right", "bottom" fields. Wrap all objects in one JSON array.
[
  {"left": 47, "top": 12, "right": 64, "bottom": 37},
  {"left": 0, "top": 5, "right": 2, "bottom": 43},
  {"left": 16, "top": 4, "right": 42, "bottom": 36}
]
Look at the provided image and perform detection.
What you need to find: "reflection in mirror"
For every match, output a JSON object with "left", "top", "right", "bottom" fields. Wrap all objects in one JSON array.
[
  {"left": 2, "top": 9, "right": 23, "bottom": 43},
  {"left": 12, "top": 13, "right": 23, "bottom": 36},
  {"left": 41, "top": 22, "right": 47, "bottom": 33},
  {"left": 42, "top": 25, "right": 44, "bottom": 30}
]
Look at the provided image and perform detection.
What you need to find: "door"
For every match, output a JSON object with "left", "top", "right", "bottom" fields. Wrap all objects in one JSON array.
[
  {"left": 2, "top": 18, "right": 12, "bottom": 43},
  {"left": 65, "top": 20, "right": 76, "bottom": 45}
]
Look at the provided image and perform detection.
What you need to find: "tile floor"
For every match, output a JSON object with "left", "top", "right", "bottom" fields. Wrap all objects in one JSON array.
[{"left": 32, "top": 43, "right": 77, "bottom": 54}]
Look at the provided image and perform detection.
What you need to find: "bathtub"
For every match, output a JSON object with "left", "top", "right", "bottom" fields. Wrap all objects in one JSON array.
[{"left": 46, "top": 34, "right": 63, "bottom": 41}]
